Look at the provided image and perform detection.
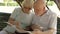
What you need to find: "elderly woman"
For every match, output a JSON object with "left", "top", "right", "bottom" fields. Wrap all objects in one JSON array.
[
  {"left": 31, "top": 0, "right": 57, "bottom": 34},
  {"left": 0, "top": 0, "right": 34, "bottom": 34}
]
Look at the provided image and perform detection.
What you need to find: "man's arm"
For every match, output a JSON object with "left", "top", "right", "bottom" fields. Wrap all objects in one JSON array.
[
  {"left": 41, "top": 14, "right": 57, "bottom": 34},
  {"left": 42, "top": 28, "right": 55, "bottom": 34},
  {"left": 41, "top": 13, "right": 57, "bottom": 34},
  {"left": 31, "top": 27, "right": 55, "bottom": 34},
  {"left": 32, "top": 13, "right": 57, "bottom": 34}
]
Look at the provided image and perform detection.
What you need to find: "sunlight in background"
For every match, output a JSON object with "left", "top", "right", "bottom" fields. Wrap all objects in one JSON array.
[
  {"left": 0, "top": 0, "right": 60, "bottom": 17},
  {"left": 0, "top": 0, "right": 3, "bottom": 3},
  {"left": 48, "top": 1, "right": 60, "bottom": 18}
]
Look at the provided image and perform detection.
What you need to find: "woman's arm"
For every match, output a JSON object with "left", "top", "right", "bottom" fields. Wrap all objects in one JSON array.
[
  {"left": 8, "top": 17, "right": 26, "bottom": 31},
  {"left": 8, "top": 18, "right": 15, "bottom": 26}
]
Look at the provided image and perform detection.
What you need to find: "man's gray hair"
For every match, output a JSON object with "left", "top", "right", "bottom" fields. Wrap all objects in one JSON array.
[
  {"left": 35, "top": 0, "right": 46, "bottom": 4},
  {"left": 22, "top": 0, "right": 34, "bottom": 8}
]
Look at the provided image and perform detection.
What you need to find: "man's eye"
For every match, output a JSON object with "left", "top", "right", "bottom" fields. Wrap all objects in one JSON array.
[{"left": 35, "top": 9, "right": 40, "bottom": 11}]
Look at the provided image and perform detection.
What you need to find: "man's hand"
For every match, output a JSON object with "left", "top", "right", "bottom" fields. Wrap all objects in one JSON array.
[
  {"left": 32, "top": 29, "right": 43, "bottom": 34},
  {"left": 31, "top": 24, "right": 43, "bottom": 31},
  {"left": 42, "top": 28, "right": 55, "bottom": 34}
]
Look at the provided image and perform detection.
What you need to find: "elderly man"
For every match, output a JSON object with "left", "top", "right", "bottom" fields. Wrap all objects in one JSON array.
[
  {"left": 31, "top": 0, "right": 57, "bottom": 34},
  {"left": 0, "top": 0, "right": 34, "bottom": 34}
]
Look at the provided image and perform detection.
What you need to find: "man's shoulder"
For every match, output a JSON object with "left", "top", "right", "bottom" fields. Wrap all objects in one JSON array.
[{"left": 47, "top": 10, "right": 57, "bottom": 16}]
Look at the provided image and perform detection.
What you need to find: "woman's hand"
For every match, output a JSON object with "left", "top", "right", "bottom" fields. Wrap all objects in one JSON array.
[{"left": 14, "top": 21, "right": 20, "bottom": 27}]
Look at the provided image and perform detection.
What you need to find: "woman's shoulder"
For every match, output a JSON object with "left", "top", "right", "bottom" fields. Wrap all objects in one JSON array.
[
  {"left": 13, "top": 7, "right": 22, "bottom": 13},
  {"left": 14, "top": 7, "right": 21, "bottom": 11}
]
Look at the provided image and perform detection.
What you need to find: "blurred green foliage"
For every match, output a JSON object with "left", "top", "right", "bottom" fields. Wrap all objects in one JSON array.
[
  {"left": 0, "top": 3, "right": 5, "bottom": 6},
  {"left": 0, "top": 3, "right": 19, "bottom": 6},
  {"left": 47, "top": 1, "right": 54, "bottom": 6},
  {"left": 47, "top": 0, "right": 54, "bottom": 1},
  {"left": 7, "top": 3, "right": 19, "bottom": 6},
  {"left": 0, "top": 0, "right": 54, "bottom": 6},
  {"left": 0, "top": 0, "right": 19, "bottom": 6}
]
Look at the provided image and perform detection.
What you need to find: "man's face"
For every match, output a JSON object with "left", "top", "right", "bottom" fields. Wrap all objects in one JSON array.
[
  {"left": 34, "top": 4, "right": 44, "bottom": 14},
  {"left": 33, "top": 0, "right": 45, "bottom": 15}
]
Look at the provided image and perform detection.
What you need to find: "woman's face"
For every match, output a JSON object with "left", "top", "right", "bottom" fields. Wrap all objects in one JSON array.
[{"left": 23, "top": 6, "right": 32, "bottom": 13}]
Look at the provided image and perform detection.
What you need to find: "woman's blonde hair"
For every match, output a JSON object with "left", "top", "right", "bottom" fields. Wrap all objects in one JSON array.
[{"left": 22, "top": 0, "right": 34, "bottom": 8}]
